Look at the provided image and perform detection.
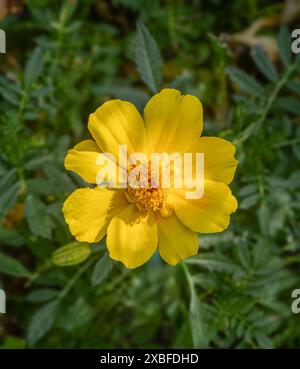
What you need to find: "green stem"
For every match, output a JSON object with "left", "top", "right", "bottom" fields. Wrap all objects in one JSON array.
[
  {"left": 25, "top": 259, "right": 52, "bottom": 287},
  {"left": 272, "top": 138, "right": 300, "bottom": 148},
  {"left": 256, "top": 62, "right": 297, "bottom": 130},
  {"left": 181, "top": 263, "right": 195, "bottom": 302},
  {"left": 58, "top": 256, "right": 97, "bottom": 301},
  {"left": 241, "top": 57, "right": 300, "bottom": 142}
]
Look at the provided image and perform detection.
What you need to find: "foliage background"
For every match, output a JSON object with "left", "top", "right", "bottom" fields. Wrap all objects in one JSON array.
[{"left": 0, "top": 0, "right": 300, "bottom": 348}]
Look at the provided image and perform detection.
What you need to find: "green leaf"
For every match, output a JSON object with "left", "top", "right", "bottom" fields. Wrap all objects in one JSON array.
[
  {"left": 91, "top": 252, "right": 114, "bottom": 286},
  {"left": 26, "top": 289, "right": 59, "bottom": 303},
  {"left": 27, "top": 300, "right": 60, "bottom": 346},
  {"left": 255, "top": 332, "right": 274, "bottom": 349},
  {"left": 0, "top": 336, "right": 26, "bottom": 349},
  {"left": 238, "top": 183, "right": 257, "bottom": 197},
  {"left": 24, "top": 195, "right": 55, "bottom": 239},
  {"left": 185, "top": 253, "right": 239, "bottom": 274},
  {"left": 0, "top": 86, "right": 19, "bottom": 106},
  {"left": 251, "top": 47, "right": 278, "bottom": 82},
  {"left": 24, "top": 47, "right": 44, "bottom": 88},
  {"left": 26, "top": 178, "right": 54, "bottom": 196},
  {"left": 0, "top": 182, "right": 21, "bottom": 218},
  {"left": 276, "top": 96, "right": 300, "bottom": 115},
  {"left": 30, "top": 86, "right": 54, "bottom": 98},
  {"left": 239, "top": 193, "right": 259, "bottom": 209},
  {"left": 193, "top": 273, "right": 218, "bottom": 290},
  {"left": 0, "top": 251, "right": 31, "bottom": 277},
  {"left": 269, "top": 209, "right": 287, "bottom": 237},
  {"left": 0, "top": 76, "right": 21, "bottom": 94},
  {"left": 43, "top": 163, "right": 75, "bottom": 194},
  {"left": 60, "top": 0, "right": 78, "bottom": 24},
  {"left": 293, "top": 125, "right": 300, "bottom": 160},
  {"left": 183, "top": 265, "right": 209, "bottom": 348},
  {"left": 287, "top": 80, "right": 300, "bottom": 94},
  {"left": 135, "top": 21, "right": 163, "bottom": 93},
  {"left": 258, "top": 201, "right": 270, "bottom": 236},
  {"left": 227, "top": 67, "right": 265, "bottom": 98},
  {"left": 278, "top": 26, "right": 291, "bottom": 68},
  {"left": 52, "top": 242, "right": 92, "bottom": 267},
  {"left": 0, "top": 226, "right": 24, "bottom": 247},
  {"left": 91, "top": 84, "right": 150, "bottom": 111},
  {"left": 56, "top": 297, "right": 94, "bottom": 332},
  {"left": 235, "top": 244, "right": 252, "bottom": 271},
  {"left": 208, "top": 33, "right": 228, "bottom": 67},
  {"left": 288, "top": 170, "right": 300, "bottom": 188},
  {"left": 190, "top": 289, "right": 209, "bottom": 348},
  {"left": 0, "top": 169, "right": 17, "bottom": 192}
]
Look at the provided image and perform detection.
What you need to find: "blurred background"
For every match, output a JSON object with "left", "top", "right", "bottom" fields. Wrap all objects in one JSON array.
[{"left": 0, "top": 0, "right": 300, "bottom": 348}]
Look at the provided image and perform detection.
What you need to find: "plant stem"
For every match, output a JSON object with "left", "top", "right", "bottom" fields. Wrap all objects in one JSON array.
[
  {"left": 256, "top": 60, "right": 299, "bottom": 130},
  {"left": 241, "top": 57, "right": 300, "bottom": 142},
  {"left": 58, "top": 256, "right": 97, "bottom": 301}
]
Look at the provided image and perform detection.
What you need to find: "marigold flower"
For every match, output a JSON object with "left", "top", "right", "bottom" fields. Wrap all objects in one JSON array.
[{"left": 63, "top": 89, "right": 238, "bottom": 269}]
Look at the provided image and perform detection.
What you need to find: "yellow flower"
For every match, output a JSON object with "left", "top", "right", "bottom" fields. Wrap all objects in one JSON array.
[{"left": 63, "top": 89, "right": 238, "bottom": 269}]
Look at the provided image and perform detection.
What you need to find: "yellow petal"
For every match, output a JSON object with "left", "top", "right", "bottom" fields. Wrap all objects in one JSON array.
[
  {"left": 172, "top": 180, "right": 238, "bottom": 233},
  {"left": 73, "top": 139, "right": 100, "bottom": 152},
  {"left": 62, "top": 188, "right": 128, "bottom": 243},
  {"left": 64, "top": 140, "right": 101, "bottom": 184},
  {"left": 157, "top": 214, "right": 199, "bottom": 265},
  {"left": 144, "top": 89, "right": 203, "bottom": 154},
  {"left": 107, "top": 205, "right": 158, "bottom": 269},
  {"left": 188, "top": 137, "right": 238, "bottom": 185},
  {"left": 88, "top": 100, "right": 147, "bottom": 161}
]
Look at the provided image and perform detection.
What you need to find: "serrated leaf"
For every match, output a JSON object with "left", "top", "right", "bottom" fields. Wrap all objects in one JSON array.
[
  {"left": 27, "top": 300, "right": 60, "bottom": 346},
  {"left": 255, "top": 332, "right": 274, "bottom": 349},
  {"left": 185, "top": 253, "right": 239, "bottom": 274},
  {"left": 26, "top": 178, "right": 54, "bottom": 196},
  {"left": 238, "top": 184, "right": 257, "bottom": 197},
  {"left": 30, "top": 86, "right": 54, "bottom": 98},
  {"left": 24, "top": 47, "right": 44, "bottom": 88},
  {"left": 24, "top": 195, "right": 55, "bottom": 239},
  {"left": 251, "top": 47, "right": 278, "bottom": 82},
  {"left": 269, "top": 209, "right": 287, "bottom": 237},
  {"left": 287, "top": 80, "right": 300, "bottom": 94},
  {"left": 60, "top": 0, "right": 78, "bottom": 24},
  {"left": 190, "top": 289, "right": 209, "bottom": 348},
  {"left": 0, "top": 76, "right": 21, "bottom": 93},
  {"left": 44, "top": 164, "right": 75, "bottom": 194},
  {"left": 0, "top": 169, "right": 17, "bottom": 192},
  {"left": 91, "top": 252, "right": 114, "bottom": 286},
  {"left": 135, "top": 21, "right": 163, "bottom": 93},
  {"left": 184, "top": 266, "right": 209, "bottom": 348},
  {"left": 235, "top": 244, "right": 252, "bottom": 271},
  {"left": 278, "top": 26, "right": 291, "bottom": 68},
  {"left": 0, "top": 226, "right": 24, "bottom": 247},
  {"left": 0, "top": 251, "right": 31, "bottom": 277},
  {"left": 258, "top": 201, "right": 270, "bottom": 236},
  {"left": 0, "top": 86, "right": 19, "bottom": 106},
  {"left": 26, "top": 289, "right": 59, "bottom": 303},
  {"left": 0, "top": 182, "right": 21, "bottom": 218},
  {"left": 227, "top": 67, "right": 265, "bottom": 98},
  {"left": 276, "top": 96, "right": 300, "bottom": 115},
  {"left": 56, "top": 297, "right": 94, "bottom": 332},
  {"left": 239, "top": 193, "right": 259, "bottom": 209}
]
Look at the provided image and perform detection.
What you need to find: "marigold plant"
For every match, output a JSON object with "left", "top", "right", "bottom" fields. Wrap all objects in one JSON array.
[{"left": 63, "top": 89, "right": 238, "bottom": 268}]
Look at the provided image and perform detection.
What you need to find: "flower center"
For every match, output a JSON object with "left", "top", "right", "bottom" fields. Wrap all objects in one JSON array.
[
  {"left": 126, "top": 187, "right": 173, "bottom": 216},
  {"left": 125, "top": 161, "right": 174, "bottom": 217}
]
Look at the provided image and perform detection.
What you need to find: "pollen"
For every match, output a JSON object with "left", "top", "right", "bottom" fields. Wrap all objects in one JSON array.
[
  {"left": 125, "top": 160, "right": 174, "bottom": 217},
  {"left": 126, "top": 187, "right": 172, "bottom": 216}
]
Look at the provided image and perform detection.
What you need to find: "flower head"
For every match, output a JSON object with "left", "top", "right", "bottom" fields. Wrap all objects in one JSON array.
[{"left": 63, "top": 89, "right": 238, "bottom": 269}]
